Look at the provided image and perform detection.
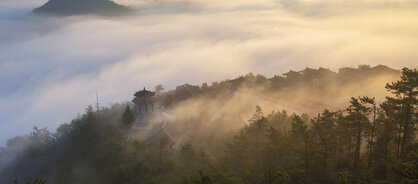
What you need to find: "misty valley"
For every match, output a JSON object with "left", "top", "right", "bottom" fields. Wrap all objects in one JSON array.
[
  {"left": 0, "top": 66, "right": 416, "bottom": 184},
  {"left": 1, "top": 0, "right": 418, "bottom": 183}
]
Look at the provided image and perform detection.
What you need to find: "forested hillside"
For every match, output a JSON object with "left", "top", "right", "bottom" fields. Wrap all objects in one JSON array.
[
  {"left": 0, "top": 66, "right": 416, "bottom": 184},
  {"left": 158, "top": 64, "right": 400, "bottom": 115}
]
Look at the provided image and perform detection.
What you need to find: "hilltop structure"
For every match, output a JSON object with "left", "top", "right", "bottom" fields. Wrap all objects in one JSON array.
[
  {"left": 132, "top": 87, "right": 156, "bottom": 125},
  {"left": 129, "top": 87, "right": 181, "bottom": 148}
]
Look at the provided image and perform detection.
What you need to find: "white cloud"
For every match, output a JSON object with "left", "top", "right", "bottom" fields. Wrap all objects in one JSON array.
[{"left": 0, "top": 0, "right": 417, "bottom": 144}]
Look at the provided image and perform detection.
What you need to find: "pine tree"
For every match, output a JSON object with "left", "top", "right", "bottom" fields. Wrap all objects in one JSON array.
[
  {"left": 291, "top": 115, "right": 311, "bottom": 174},
  {"left": 385, "top": 67, "right": 417, "bottom": 159},
  {"left": 312, "top": 109, "right": 337, "bottom": 169},
  {"left": 346, "top": 97, "right": 372, "bottom": 183}
]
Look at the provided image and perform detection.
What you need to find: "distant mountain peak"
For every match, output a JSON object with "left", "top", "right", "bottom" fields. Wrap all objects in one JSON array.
[{"left": 32, "top": 0, "right": 132, "bottom": 16}]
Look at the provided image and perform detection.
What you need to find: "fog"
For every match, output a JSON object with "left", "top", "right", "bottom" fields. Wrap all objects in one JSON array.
[
  {"left": 1, "top": 0, "right": 417, "bottom": 145},
  {"left": 164, "top": 68, "right": 400, "bottom": 152}
]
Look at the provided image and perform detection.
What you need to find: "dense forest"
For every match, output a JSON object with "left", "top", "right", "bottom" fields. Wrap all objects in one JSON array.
[{"left": 0, "top": 65, "right": 416, "bottom": 184}]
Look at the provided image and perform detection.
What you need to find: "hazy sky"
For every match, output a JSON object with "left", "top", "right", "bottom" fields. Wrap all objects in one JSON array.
[{"left": 0, "top": 0, "right": 417, "bottom": 145}]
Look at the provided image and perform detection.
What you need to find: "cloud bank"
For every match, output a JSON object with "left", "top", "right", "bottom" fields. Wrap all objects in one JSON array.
[{"left": 0, "top": 0, "right": 417, "bottom": 144}]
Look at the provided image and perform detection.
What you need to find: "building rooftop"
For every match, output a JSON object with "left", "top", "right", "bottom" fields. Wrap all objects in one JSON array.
[{"left": 134, "top": 87, "right": 155, "bottom": 98}]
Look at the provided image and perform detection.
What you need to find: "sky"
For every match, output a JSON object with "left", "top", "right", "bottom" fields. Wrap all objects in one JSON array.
[{"left": 0, "top": 0, "right": 417, "bottom": 145}]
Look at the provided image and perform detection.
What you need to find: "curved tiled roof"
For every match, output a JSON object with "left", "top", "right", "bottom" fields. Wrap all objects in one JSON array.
[{"left": 134, "top": 87, "right": 155, "bottom": 98}]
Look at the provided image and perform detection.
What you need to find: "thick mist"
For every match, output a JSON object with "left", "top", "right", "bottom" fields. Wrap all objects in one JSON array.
[
  {"left": 1, "top": 0, "right": 418, "bottom": 144},
  {"left": 163, "top": 68, "right": 400, "bottom": 154}
]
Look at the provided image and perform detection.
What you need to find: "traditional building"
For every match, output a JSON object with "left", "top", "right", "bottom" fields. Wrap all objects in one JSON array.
[
  {"left": 129, "top": 87, "right": 181, "bottom": 148},
  {"left": 173, "top": 83, "right": 200, "bottom": 101},
  {"left": 132, "top": 87, "right": 156, "bottom": 124}
]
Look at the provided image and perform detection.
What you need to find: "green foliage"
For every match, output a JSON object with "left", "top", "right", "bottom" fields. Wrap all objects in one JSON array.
[
  {"left": 393, "top": 149, "right": 418, "bottom": 184},
  {"left": 14, "top": 178, "right": 45, "bottom": 184},
  {"left": 194, "top": 170, "right": 213, "bottom": 184},
  {"left": 181, "top": 170, "right": 214, "bottom": 184},
  {"left": 1, "top": 67, "right": 416, "bottom": 184},
  {"left": 121, "top": 105, "right": 134, "bottom": 125},
  {"left": 337, "top": 172, "right": 348, "bottom": 184},
  {"left": 210, "top": 165, "right": 243, "bottom": 184},
  {"left": 347, "top": 96, "right": 374, "bottom": 183},
  {"left": 262, "top": 166, "right": 289, "bottom": 184},
  {"left": 385, "top": 67, "right": 417, "bottom": 159}
]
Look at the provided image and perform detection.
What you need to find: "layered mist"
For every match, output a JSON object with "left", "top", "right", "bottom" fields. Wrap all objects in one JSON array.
[
  {"left": 0, "top": 66, "right": 415, "bottom": 184},
  {"left": 1, "top": 0, "right": 417, "bottom": 145}
]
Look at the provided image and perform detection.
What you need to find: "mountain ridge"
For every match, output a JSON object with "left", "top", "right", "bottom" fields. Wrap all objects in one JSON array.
[{"left": 32, "top": 0, "right": 132, "bottom": 16}]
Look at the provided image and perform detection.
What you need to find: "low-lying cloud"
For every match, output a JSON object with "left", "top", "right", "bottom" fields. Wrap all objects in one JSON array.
[{"left": 0, "top": 0, "right": 417, "bottom": 144}]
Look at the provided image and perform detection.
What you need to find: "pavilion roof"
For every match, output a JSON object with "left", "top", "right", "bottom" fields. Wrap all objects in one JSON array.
[{"left": 134, "top": 87, "right": 155, "bottom": 98}]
